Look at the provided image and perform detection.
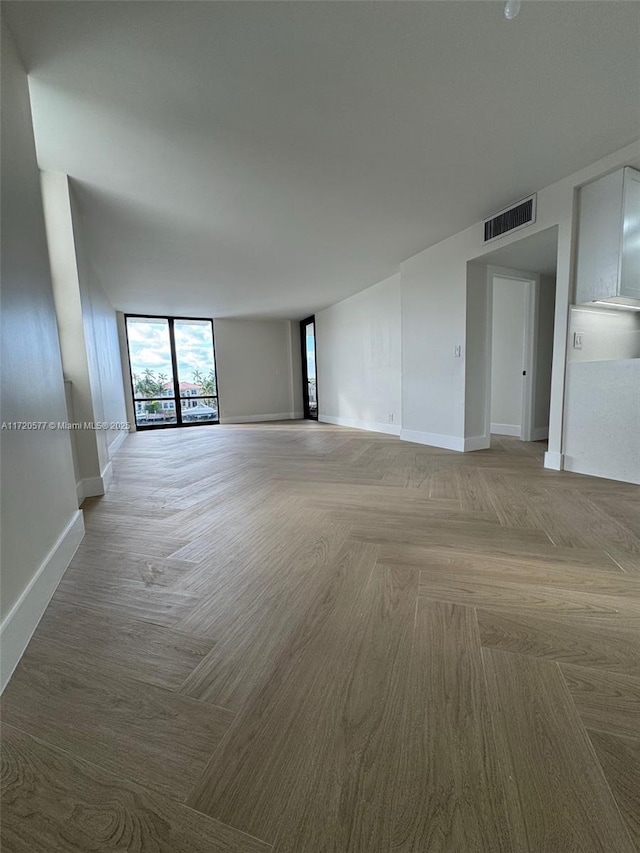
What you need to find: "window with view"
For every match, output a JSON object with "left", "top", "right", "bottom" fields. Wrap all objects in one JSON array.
[{"left": 125, "top": 315, "right": 219, "bottom": 430}]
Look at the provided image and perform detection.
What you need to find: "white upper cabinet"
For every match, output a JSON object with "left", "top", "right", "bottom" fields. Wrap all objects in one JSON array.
[
  {"left": 575, "top": 166, "right": 640, "bottom": 306},
  {"left": 620, "top": 168, "right": 640, "bottom": 303}
]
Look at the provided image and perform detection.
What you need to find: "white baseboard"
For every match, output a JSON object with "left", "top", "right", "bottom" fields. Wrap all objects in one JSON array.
[
  {"left": 319, "top": 414, "right": 401, "bottom": 436},
  {"left": 220, "top": 412, "right": 300, "bottom": 424},
  {"left": 533, "top": 426, "right": 549, "bottom": 441},
  {"left": 1, "top": 510, "right": 85, "bottom": 693},
  {"left": 77, "top": 432, "right": 128, "bottom": 503},
  {"left": 491, "top": 423, "right": 521, "bottom": 437},
  {"left": 400, "top": 429, "right": 465, "bottom": 452},
  {"left": 464, "top": 435, "right": 491, "bottom": 451},
  {"left": 75, "top": 431, "right": 128, "bottom": 504},
  {"left": 78, "top": 474, "right": 106, "bottom": 502},
  {"left": 544, "top": 450, "right": 564, "bottom": 471},
  {"left": 101, "top": 460, "right": 113, "bottom": 492},
  {"left": 108, "top": 429, "right": 129, "bottom": 454}
]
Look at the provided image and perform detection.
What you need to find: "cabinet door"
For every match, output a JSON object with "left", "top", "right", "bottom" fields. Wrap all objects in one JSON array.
[
  {"left": 575, "top": 170, "right": 624, "bottom": 304},
  {"left": 620, "top": 167, "right": 640, "bottom": 302}
]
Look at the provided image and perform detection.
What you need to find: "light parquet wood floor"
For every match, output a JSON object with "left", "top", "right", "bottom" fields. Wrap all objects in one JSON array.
[{"left": 2, "top": 423, "right": 639, "bottom": 852}]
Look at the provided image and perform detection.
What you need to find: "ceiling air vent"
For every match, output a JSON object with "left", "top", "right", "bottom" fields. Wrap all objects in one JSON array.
[{"left": 483, "top": 194, "right": 536, "bottom": 243}]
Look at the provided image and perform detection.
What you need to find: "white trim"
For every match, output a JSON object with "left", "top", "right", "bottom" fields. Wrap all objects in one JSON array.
[
  {"left": 80, "top": 474, "right": 106, "bottom": 499},
  {"left": 544, "top": 450, "right": 564, "bottom": 470},
  {"left": 101, "top": 460, "right": 113, "bottom": 492},
  {"left": 287, "top": 320, "right": 301, "bottom": 420},
  {"left": 491, "top": 423, "right": 521, "bottom": 437},
  {"left": 292, "top": 411, "right": 304, "bottom": 420},
  {"left": 220, "top": 412, "right": 301, "bottom": 424},
  {"left": 400, "top": 429, "right": 465, "bottom": 452},
  {"left": 521, "top": 278, "right": 538, "bottom": 442},
  {"left": 464, "top": 435, "right": 491, "bottom": 451},
  {"left": 483, "top": 270, "right": 495, "bottom": 440},
  {"left": 533, "top": 426, "right": 549, "bottom": 441},
  {"left": 117, "top": 311, "right": 138, "bottom": 431},
  {"left": 0, "top": 510, "right": 85, "bottom": 693},
  {"left": 108, "top": 428, "right": 129, "bottom": 454},
  {"left": 319, "top": 414, "right": 401, "bottom": 436},
  {"left": 76, "top": 452, "right": 121, "bottom": 505}
]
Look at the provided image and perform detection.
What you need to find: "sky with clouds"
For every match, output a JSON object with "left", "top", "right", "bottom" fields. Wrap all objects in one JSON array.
[
  {"left": 306, "top": 326, "right": 316, "bottom": 380},
  {"left": 127, "top": 318, "right": 216, "bottom": 387}
]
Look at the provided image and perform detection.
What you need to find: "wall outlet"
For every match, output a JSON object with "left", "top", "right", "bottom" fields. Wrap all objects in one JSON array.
[
  {"left": 389, "top": 413, "right": 394, "bottom": 423},
  {"left": 454, "top": 345, "right": 462, "bottom": 358},
  {"left": 573, "top": 331, "right": 584, "bottom": 350}
]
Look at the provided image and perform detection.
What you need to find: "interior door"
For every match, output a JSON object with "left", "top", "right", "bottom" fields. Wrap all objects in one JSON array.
[{"left": 490, "top": 277, "right": 534, "bottom": 440}]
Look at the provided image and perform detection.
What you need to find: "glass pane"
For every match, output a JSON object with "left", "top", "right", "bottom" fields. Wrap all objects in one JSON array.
[
  {"left": 133, "top": 398, "right": 178, "bottom": 428},
  {"left": 126, "top": 317, "right": 174, "bottom": 399},
  {"left": 305, "top": 322, "right": 317, "bottom": 417},
  {"left": 181, "top": 396, "right": 218, "bottom": 424},
  {"left": 174, "top": 319, "right": 217, "bottom": 400}
]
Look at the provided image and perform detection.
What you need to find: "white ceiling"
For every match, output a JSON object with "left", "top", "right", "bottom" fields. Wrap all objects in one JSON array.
[{"left": 5, "top": 1, "right": 639, "bottom": 318}]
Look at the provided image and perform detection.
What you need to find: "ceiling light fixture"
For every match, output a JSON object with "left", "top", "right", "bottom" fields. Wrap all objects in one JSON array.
[{"left": 504, "top": 0, "right": 521, "bottom": 20}]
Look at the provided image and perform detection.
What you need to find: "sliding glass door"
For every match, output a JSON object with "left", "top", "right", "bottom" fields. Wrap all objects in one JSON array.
[{"left": 126, "top": 315, "right": 219, "bottom": 430}]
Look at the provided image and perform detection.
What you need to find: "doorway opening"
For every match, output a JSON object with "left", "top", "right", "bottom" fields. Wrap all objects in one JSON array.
[
  {"left": 465, "top": 225, "right": 558, "bottom": 456},
  {"left": 300, "top": 316, "right": 318, "bottom": 419},
  {"left": 488, "top": 266, "right": 556, "bottom": 445},
  {"left": 125, "top": 315, "right": 219, "bottom": 430}
]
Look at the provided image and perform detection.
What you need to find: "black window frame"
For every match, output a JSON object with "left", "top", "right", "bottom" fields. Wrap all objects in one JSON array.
[
  {"left": 125, "top": 314, "right": 220, "bottom": 431},
  {"left": 300, "top": 315, "right": 318, "bottom": 421}
]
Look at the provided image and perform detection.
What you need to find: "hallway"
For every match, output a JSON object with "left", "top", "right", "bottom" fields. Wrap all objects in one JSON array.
[{"left": 2, "top": 423, "right": 639, "bottom": 852}]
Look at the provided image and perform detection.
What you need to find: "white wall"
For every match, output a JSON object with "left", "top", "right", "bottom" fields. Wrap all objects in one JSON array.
[
  {"left": 70, "top": 189, "right": 128, "bottom": 459},
  {"left": 289, "top": 320, "right": 304, "bottom": 419},
  {"left": 402, "top": 239, "right": 467, "bottom": 449},
  {"left": 490, "top": 277, "right": 527, "bottom": 436},
  {"left": 214, "top": 318, "right": 299, "bottom": 422},
  {"left": 41, "top": 172, "right": 128, "bottom": 500},
  {"left": 563, "top": 306, "right": 640, "bottom": 485},
  {"left": 463, "top": 261, "right": 490, "bottom": 449},
  {"left": 41, "top": 171, "right": 102, "bottom": 492},
  {"left": 84, "top": 274, "right": 129, "bottom": 450},
  {"left": 400, "top": 140, "right": 640, "bottom": 465},
  {"left": 1, "top": 22, "right": 84, "bottom": 689},
  {"left": 316, "top": 274, "right": 401, "bottom": 435},
  {"left": 564, "top": 360, "right": 640, "bottom": 485}
]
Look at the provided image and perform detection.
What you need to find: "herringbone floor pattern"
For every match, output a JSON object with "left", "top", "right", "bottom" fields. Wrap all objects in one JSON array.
[{"left": 2, "top": 422, "right": 639, "bottom": 852}]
